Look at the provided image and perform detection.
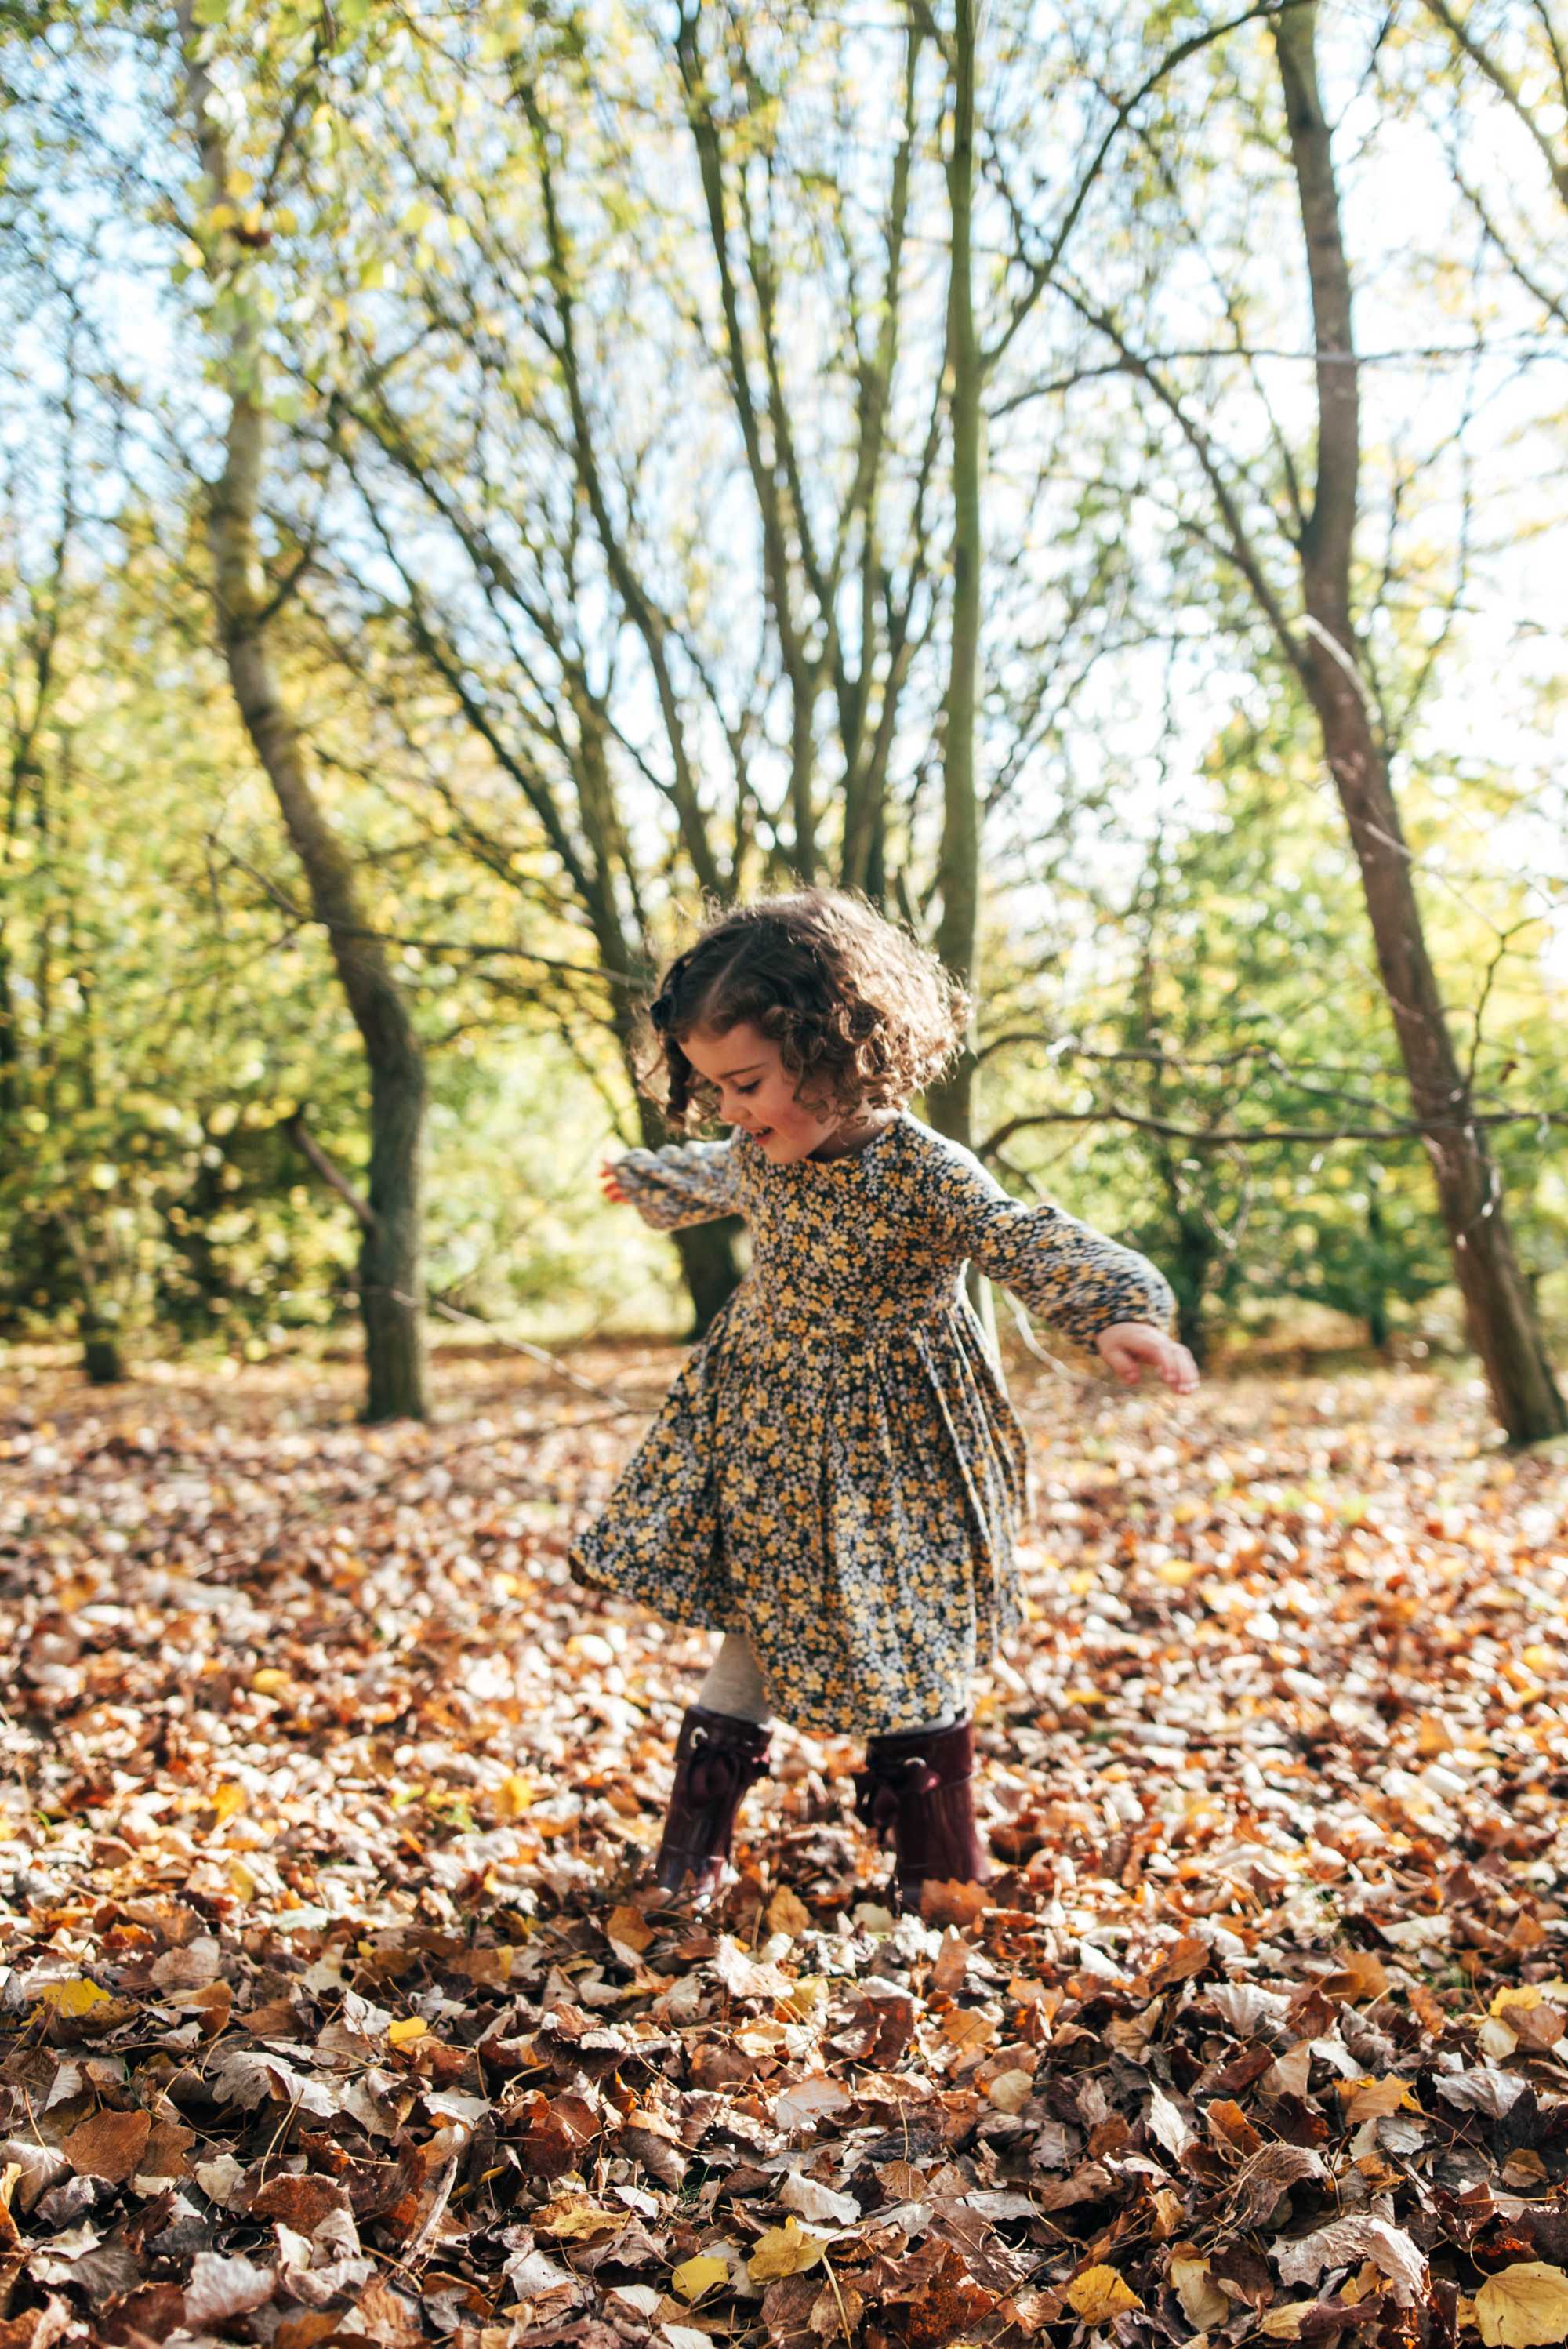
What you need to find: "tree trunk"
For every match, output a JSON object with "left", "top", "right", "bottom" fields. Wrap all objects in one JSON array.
[
  {"left": 926, "top": 0, "right": 982, "bottom": 1157},
  {"left": 1365, "top": 1182, "right": 1391, "bottom": 1354},
  {"left": 923, "top": 0, "right": 995, "bottom": 1343},
  {"left": 82, "top": 1327, "right": 125, "bottom": 1385},
  {"left": 673, "top": 1223, "right": 742, "bottom": 1338},
  {"left": 180, "top": 8, "right": 428, "bottom": 1421},
  {"left": 1275, "top": 5, "right": 1565, "bottom": 1444},
  {"left": 627, "top": 1042, "right": 741, "bottom": 1340}
]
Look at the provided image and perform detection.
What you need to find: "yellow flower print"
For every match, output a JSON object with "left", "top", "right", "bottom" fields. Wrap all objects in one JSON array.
[{"left": 569, "top": 1111, "right": 1174, "bottom": 1736}]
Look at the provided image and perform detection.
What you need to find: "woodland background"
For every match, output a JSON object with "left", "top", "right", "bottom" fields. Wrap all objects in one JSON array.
[{"left": 1, "top": 0, "right": 1565, "bottom": 1441}]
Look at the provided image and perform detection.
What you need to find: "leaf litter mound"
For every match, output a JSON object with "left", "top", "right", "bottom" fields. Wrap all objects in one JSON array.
[{"left": 1, "top": 1347, "right": 1566, "bottom": 2349}]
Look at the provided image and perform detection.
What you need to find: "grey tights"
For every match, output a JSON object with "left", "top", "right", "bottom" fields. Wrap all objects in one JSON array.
[{"left": 696, "top": 1632, "right": 953, "bottom": 1735}]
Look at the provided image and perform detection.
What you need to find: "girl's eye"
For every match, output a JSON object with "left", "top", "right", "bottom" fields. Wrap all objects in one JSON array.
[{"left": 734, "top": 1082, "right": 759, "bottom": 1096}]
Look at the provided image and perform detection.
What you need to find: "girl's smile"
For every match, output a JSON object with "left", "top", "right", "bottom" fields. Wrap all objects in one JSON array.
[{"left": 678, "top": 1021, "right": 891, "bottom": 1164}]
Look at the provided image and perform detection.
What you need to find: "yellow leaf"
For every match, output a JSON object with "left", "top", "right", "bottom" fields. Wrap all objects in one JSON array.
[
  {"left": 229, "top": 1860, "right": 256, "bottom": 1900},
  {"left": 672, "top": 2254, "right": 730, "bottom": 2302},
  {"left": 212, "top": 1782, "right": 247, "bottom": 1824},
  {"left": 492, "top": 1774, "right": 534, "bottom": 1818},
  {"left": 1260, "top": 2306, "right": 1312, "bottom": 2339},
  {"left": 1066, "top": 2265, "right": 1143, "bottom": 2322},
  {"left": 535, "top": 2196, "right": 625, "bottom": 2242},
  {"left": 1171, "top": 2256, "right": 1230, "bottom": 2330},
  {"left": 37, "top": 1979, "right": 110, "bottom": 2017},
  {"left": 1156, "top": 1560, "right": 1199, "bottom": 1585},
  {"left": 782, "top": 1975, "right": 826, "bottom": 2020},
  {"left": 387, "top": 2017, "right": 427, "bottom": 2046},
  {"left": 1473, "top": 2262, "right": 1568, "bottom": 2347},
  {"left": 748, "top": 2218, "right": 829, "bottom": 2282},
  {"left": 1062, "top": 1686, "right": 1106, "bottom": 1708},
  {"left": 252, "top": 1668, "right": 290, "bottom": 1695},
  {"left": 1491, "top": 1985, "right": 1544, "bottom": 2017}
]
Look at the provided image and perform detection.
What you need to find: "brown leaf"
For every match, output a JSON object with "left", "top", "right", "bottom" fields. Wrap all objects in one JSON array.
[
  {"left": 1151, "top": 1932, "right": 1211, "bottom": 1988},
  {"left": 919, "top": 1878, "right": 990, "bottom": 1929},
  {"left": 274, "top": 2315, "right": 345, "bottom": 2349},
  {"left": 61, "top": 2107, "right": 151, "bottom": 2184},
  {"left": 135, "top": 2117, "right": 195, "bottom": 2182},
  {"left": 245, "top": 2173, "right": 353, "bottom": 2231},
  {"left": 0, "top": 2297, "right": 80, "bottom": 2349},
  {"left": 1207, "top": 2097, "right": 1265, "bottom": 2158},
  {"left": 931, "top": 1930, "right": 970, "bottom": 1996},
  {"left": 1323, "top": 1950, "right": 1390, "bottom": 2002},
  {"left": 513, "top": 2089, "right": 599, "bottom": 2180},
  {"left": 1230, "top": 2142, "right": 1328, "bottom": 2227}
]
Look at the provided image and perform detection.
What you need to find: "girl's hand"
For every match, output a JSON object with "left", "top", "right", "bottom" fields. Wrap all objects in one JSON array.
[
  {"left": 1095, "top": 1321, "right": 1200, "bottom": 1393},
  {"left": 598, "top": 1159, "right": 631, "bottom": 1207}
]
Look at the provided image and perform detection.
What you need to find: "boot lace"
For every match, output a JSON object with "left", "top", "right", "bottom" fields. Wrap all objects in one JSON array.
[
  {"left": 852, "top": 1753, "right": 941, "bottom": 1843},
  {"left": 687, "top": 1729, "right": 768, "bottom": 1806}
]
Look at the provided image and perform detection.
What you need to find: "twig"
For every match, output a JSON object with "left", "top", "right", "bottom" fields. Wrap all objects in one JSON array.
[
  {"left": 389, "top": 1290, "right": 645, "bottom": 1419},
  {"left": 283, "top": 1113, "right": 378, "bottom": 1236}
]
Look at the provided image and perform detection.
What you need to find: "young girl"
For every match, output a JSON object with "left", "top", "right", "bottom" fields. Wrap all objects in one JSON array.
[{"left": 571, "top": 888, "right": 1197, "bottom": 1908}]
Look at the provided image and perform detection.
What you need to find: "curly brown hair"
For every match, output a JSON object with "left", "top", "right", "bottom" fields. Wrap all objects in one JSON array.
[{"left": 638, "top": 888, "right": 971, "bottom": 1133}]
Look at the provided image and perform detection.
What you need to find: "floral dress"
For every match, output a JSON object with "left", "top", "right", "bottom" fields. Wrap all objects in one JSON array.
[{"left": 569, "top": 1111, "right": 1175, "bottom": 1737}]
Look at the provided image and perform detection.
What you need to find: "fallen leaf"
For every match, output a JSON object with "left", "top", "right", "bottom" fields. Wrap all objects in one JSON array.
[
  {"left": 767, "top": 1886, "right": 812, "bottom": 1937},
  {"left": 749, "top": 2218, "right": 829, "bottom": 2282},
  {"left": 184, "top": 2250, "right": 276, "bottom": 2325},
  {"left": 1473, "top": 2262, "right": 1568, "bottom": 2347},
  {"left": 670, "top": 2253, "right": 730, "bottom": 2302},
  {"left": 986, "top": 2067, "right": 1035, "bottom": 2114},
  {"left": 1171, "top": 2256, "right": 1230, "bottom": 2329},
  {"left": 1259, "top": 2304, "right": 1316, "bottom": 2339},
  {"left": 34, "top": 1980, "right": 110, "bottom": 2019},
  {"left": 605, "top": 1903, "right": 654, "bottom": 1955},
  {"left": 1272, "top": 2216, "right": 1427, "bottom": 2307},
  {"left": 60, "top": 2108, "right": 151, "bottom": 2184},
  {"left": 780, "top": 2173, "right": 859, "bottom": 2227},
  {"left": 1066, "top": 2264, "right": 1142, "bottom": 2321},
  {"left": 534, "top": 2195, "right": 626, "bottom": 2242}
]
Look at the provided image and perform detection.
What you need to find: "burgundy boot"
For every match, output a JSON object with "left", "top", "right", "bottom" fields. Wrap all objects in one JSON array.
[
  {"left": 653, "top": 1706, "right": 772, "bottom": 1901},
  {"left": 853, "top": 1719, "right": 991, "bottom": 1910}
]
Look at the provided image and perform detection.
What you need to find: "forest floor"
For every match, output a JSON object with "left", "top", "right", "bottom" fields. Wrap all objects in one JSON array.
[{"left": 2, "top": 1342, "right": 1567, "bottom": 2349}]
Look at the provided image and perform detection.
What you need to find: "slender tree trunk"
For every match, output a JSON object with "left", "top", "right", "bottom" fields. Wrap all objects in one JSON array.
[
  {"left": 671, "top": 1214, "right": 742, "bottom": 1338},
  {"left": 1275, "top": 6, "right": 1565, "bottom": 1444},
  {"left": 180, "top": 9, "right": 428, "bottom": 1421},
  {"left": 927, "top": 0, "right": 982, "bottom": 1154},
  {"left": 924, "top": 0, "right": 996, "bottom": 1345},
  {"left": 614, "top": 1002, "right": 739, "bottom": 1340}
]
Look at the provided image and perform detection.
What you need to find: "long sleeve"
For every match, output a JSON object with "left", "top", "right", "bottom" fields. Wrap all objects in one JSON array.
[
  {"left": 933, "top": 1139, "right": 1175, "bottom": 1349},
  {"left": 612, "top": 1137, "right": 742, "bottom": 1233}
]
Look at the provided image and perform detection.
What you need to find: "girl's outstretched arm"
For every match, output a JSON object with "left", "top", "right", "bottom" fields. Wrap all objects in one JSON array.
[
  {"left": 931, "top": 1138, "right": 1196, "bottom": 1389},
  {"left": 601, "top": 1135, "right": 741, "bottom": 1232}
]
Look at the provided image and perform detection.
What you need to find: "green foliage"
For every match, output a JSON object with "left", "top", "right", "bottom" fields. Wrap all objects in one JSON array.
[{"left": 0, "top": 0, "right": 1562, "bottom": 1379}]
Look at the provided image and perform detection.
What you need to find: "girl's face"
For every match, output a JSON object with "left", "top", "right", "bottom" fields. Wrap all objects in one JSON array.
[{"left": 679, "top": 1022, "right": 844, "bottom": 1163}]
